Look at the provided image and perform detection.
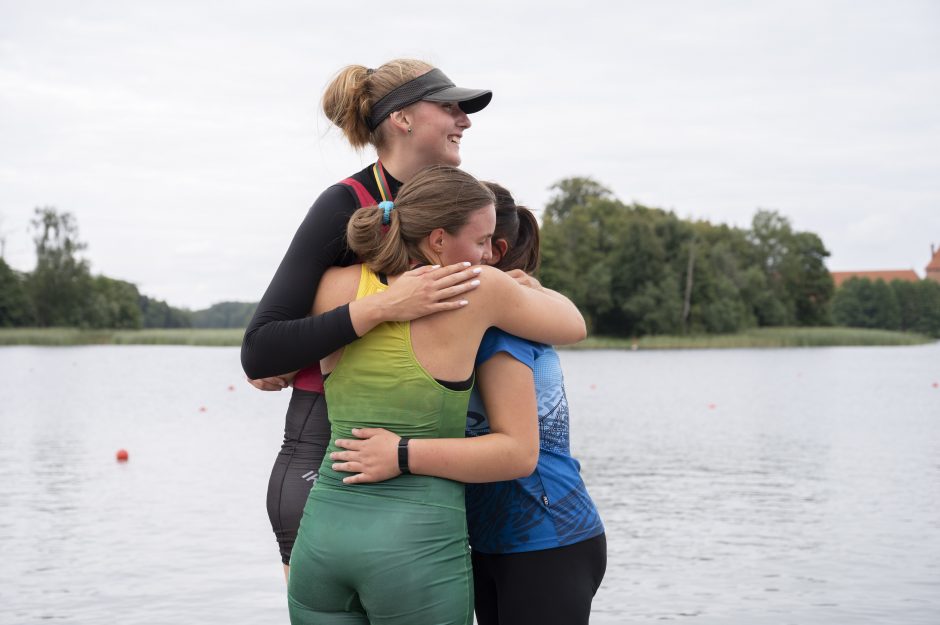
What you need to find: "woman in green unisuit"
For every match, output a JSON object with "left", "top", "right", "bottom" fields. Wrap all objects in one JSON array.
[{"left": 286, "top": 166, "right": 586, "bottom": 625}]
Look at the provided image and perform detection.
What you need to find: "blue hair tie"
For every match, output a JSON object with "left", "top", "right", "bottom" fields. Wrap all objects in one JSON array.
[{"left": 379, "top": 200, "right": 395, "bottom": 225}]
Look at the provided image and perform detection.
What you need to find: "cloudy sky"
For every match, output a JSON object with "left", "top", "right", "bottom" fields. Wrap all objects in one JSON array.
[{"left": 1, "top": 0, "right": 938, "bottom": 309}]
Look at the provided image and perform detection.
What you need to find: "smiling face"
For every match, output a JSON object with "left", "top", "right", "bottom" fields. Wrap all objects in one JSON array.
[
  {"left": 405, "top": 100, "right": 471, "bottom": 167},
  {"left": 433, "top": 203, "right": 495, "bottom": 266}
]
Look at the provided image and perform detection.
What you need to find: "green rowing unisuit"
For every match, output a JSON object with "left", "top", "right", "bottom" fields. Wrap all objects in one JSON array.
[{"left": 287, "top": 264, "right": 474, "bottom": 625}]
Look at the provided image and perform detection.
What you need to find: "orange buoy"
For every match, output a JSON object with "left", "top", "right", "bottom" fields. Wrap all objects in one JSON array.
[{"left": 116, "top": 449, "right": 129, "bottom": 462}]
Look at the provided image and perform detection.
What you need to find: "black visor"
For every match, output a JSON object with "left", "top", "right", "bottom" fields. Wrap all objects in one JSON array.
[{"left": 367, "top": 69, "right": 492, "bottom": 131}]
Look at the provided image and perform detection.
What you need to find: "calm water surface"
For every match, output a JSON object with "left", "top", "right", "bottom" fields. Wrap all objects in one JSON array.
[{"left": 1, "top": 343, "right": 938, "bottom": 624}]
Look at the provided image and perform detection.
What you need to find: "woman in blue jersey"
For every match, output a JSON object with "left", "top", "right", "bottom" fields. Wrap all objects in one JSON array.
[{"left": 331, "top": 182, "right": 607, "bottom": 625}]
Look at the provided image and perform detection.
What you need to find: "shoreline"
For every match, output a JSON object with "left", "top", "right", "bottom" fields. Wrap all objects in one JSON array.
[{"left": 0, "top": 327, "right": 934, "bottom": 349}]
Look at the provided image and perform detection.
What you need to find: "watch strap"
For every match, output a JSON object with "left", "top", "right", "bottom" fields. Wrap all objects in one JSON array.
[{"left": 397, "top": 437, "right": 411, "bottom": 475}]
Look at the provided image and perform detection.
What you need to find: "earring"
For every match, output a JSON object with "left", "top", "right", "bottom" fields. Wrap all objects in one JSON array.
[{"left": 407, "top": 127, "right": 413, "bottom": 134}]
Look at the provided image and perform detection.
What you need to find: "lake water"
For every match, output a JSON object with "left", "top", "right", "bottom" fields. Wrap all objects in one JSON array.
[{"left": 1, "top": 343, "right": 939, "bottom": 624}]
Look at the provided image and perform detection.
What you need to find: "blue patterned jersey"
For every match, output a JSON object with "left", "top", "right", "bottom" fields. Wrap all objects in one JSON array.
[{"left": 465, "top": 328, "right": 604, "bottom": 553}]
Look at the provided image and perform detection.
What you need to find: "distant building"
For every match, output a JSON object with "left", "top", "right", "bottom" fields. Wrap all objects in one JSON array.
[
  {"left": 927, "top": 244, "right": 940, "bottom": 283},
  {"left": 831, "top": 269, "right": 919, "bottom": 288},
  {"left": 831, "top": 244, "right": 938, "bottom": 287}
]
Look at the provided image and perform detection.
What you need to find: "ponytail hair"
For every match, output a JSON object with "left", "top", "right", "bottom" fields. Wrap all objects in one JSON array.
[
  {"left": 322, "top": 59, "right": 434, "bottom": 149},
  {"left": 347, "top": 166, "right": 495, "bottom": 275},
  {"left": 483, "top": 181, "right": 541, "bottom": 274}
]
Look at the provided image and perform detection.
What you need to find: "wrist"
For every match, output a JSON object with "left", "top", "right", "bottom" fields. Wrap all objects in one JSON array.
[{"left": 349, "top": 294, "right": 387, "bottom": 337}]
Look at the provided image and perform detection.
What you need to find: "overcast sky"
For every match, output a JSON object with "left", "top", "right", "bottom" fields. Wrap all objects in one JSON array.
[{"left": 1, "top": 0, "right": 938, "bottom": 309}]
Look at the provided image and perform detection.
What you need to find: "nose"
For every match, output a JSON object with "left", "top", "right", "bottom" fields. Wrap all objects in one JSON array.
[
  {"left": 455, "top": 107, "right": 471, "bottom": 129},
  {"left": 481, "top": 240, "right": 493, "bottom": 264}
]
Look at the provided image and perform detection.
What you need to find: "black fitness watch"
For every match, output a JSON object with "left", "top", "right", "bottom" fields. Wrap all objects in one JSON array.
[{"left": 397, "top": 437, "right": 411, "bottom": 475}]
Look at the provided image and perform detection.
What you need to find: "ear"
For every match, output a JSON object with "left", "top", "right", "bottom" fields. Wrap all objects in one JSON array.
[
  {"left": 428, "top": 228, "right": 446, "bottom": 254},
  {"left": 388, "top": 109, "right": 412, "bottom": 135},
  {"left": 491, "top": 239, "right": 509, "bottom": 265}
]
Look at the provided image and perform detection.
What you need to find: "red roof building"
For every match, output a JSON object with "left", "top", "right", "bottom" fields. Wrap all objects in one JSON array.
[
  {"left": 831, "top": 270, "right": 919, "bottom": 288},
  {"left": 831, "top": 245, "right": 940, "bottom": 287},
  {"left": 927, "top": 244, "right": 940, "bottom": 283}
]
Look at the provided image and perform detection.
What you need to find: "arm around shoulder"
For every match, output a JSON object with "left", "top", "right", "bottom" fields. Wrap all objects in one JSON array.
[{"left": 479, "top": 266, "right": 586, "bottom": 345}]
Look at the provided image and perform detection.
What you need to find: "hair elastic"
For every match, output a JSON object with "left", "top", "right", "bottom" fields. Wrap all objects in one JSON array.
[{"left": 380, "top": 200, "right": 395, "bottom": 225}]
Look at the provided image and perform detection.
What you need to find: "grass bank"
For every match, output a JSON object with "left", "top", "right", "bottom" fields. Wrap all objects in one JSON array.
[
  {"left": 0, "top": 328, "right": 244, "bottom": 346},
  {"left": 0, "top": 326, "right": 934, "bottom": 349},
  {"left": 574, "top": 327, "right": 935, "bottom": 350}
]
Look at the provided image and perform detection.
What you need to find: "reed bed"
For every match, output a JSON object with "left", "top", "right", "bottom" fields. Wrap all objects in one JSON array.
[
  {"left": 574, "top": 327, "right": 934, "bottom": 350},
  {"left": 0, "top": 328, "right": 244, "bottom": 346},
  {"left": 0, "top": 326, "right": 933, "bottom": 349}
]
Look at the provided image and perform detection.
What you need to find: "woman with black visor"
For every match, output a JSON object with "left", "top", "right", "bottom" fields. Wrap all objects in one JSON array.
[{"left": 241, "top": 59, "right": 587, "bottom": 581}]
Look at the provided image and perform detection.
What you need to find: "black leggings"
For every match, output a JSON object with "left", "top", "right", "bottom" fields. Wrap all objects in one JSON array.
[
  {"left": 471, "top": 533, "right": 607, "bottom": 625},
  {"left": 266, "top": 389, "right": 331, "bottom": 565}
]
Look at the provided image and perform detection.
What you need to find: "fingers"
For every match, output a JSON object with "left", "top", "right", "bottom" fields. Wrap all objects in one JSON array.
[
  {"left": 342, "top": 472, "right": 379, "bottom": 485},
  {"left": 432, "top": 282, "right": 482, "bottom": 302},
  {"left": 333, "top": 440, "right": 363, "bottom": 452},
  {"left": 331, "top": 461, "right": 361, "bottom": 474},
  {"left": 350, "top": 427, "right": 387, "bottom": 439},
  {"left": 402, "top": 264, "right": 441, "bottom": 277},
  {"left": 249, "top": 380, "right": 283, "bottom": 391},
  {"left": 247, "top": 375, "right": 287, "bottom": 391},
  {"left": 431, "top": 263, "right": 483, "bottom": 289}
]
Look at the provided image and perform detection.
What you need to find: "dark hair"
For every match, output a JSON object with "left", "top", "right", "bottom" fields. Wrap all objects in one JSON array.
[
  {"left": 482, "top": 181, "right": 540, "bottom": 274},
  {"left": 348, "top": 166, "right": 495, "bottom": 275}
]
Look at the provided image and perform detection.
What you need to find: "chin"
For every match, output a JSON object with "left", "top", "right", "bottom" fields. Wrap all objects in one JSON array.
[{"left": 444, "top": 148, "right": 461, "bottom": 167}]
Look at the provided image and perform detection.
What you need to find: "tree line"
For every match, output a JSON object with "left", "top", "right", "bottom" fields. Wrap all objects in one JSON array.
[
  {"left": 832, "top": 277, "right": 940, "bottom": 336},
  {"left": 538, "top": 178, "right": 940, "bottom": 338},
  {"left": 2, "top": 194, "right": 938, "bottom": 338},
  {"left": 0, "top": 207, "right": 255, "bottom": 329}
]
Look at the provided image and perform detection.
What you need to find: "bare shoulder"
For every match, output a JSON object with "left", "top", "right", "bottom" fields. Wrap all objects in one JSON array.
[
  {"left": 475, "top": 265, "right": 518, "bottom": 299},
  {"left": 313, "top": 264, "right": 362, "bottom": 315}
]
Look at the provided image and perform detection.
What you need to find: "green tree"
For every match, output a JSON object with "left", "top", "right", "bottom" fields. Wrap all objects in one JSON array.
[
  {"left": 832, "top": 278, "right": 899, "bottom": 329},
  {"left": 191, "top": 301, "right": 257, "bottom": 328},
  {"left": 543, "top": 177, "right": 613, "bottom": 221},
  {"left": 915, "top": 281, "right": 940, "bottom": 337},
  {"left": 746, "top": 210, "right": 833, "bottom": 326},
  {"left": 540, "top": 179, "right": 836, "bottom": 337},
  {"left": 86, "top": 276, "right": 143, "bottom": 329},
  {"left": 26, "top": 207, "right": 94, "bottom": 326},
  {"left": 892, "top": 279, "right": 940, "bottom": 337},
  {"left": 540, "top": 191, "right": 622, "bottom": 330},
  {"left": 140, "top": 295, "right": 193, "bottom": 328},
  {"left": 0, "top": 258, "right": 34, "bottom": 326}
]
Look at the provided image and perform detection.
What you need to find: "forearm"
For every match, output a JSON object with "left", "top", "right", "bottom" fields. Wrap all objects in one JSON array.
[
  {"left": 241, "top": 185, "right": 360, "bottom": 379},
  {"left": 409, "top": 434, "right": 537, "bottom": 483},
  {"left": 501, "top": 281, "right": 587, "bottom": 345},
  {"left": 534, "top": 288, "right": 586, "bottom": 344},
  {"left": 241, "top": 304, "right": 357, "bottom": 379},
  {"left": 347, "top": 292, "right": 390, "bottom": 337}
]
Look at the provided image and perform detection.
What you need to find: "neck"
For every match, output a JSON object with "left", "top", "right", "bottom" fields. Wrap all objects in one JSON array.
[{"left": 376, "top": 145, "right": 431, "bottom": 184}]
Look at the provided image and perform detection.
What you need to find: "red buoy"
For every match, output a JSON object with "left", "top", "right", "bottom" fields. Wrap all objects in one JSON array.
[
  {"left": 933, "top": 382, "right": 939, "bottom": 389},
  {"left": 708, "top": 403, "right": 717, "bottom": 410},
  {"left": 228, "top": 385, "right": 236, "bottom": 391},
  {"left": 199, "top": 406, "right": 207, "bottom": 412},
  {"left": 116, "top": 449, "right": 129, "bottom": 462}
]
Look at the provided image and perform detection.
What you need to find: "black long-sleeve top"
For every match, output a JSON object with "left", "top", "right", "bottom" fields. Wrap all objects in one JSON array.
[{"left": 240, "top": 163, "right": 402, "bottom": 379}]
